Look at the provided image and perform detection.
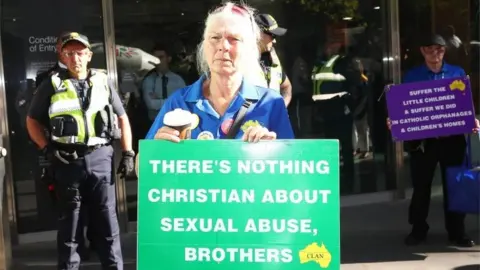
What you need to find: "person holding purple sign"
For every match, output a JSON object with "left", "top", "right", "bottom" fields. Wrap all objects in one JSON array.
[{"left": 388, "top": 34, "right": 479, "bottom": 247}]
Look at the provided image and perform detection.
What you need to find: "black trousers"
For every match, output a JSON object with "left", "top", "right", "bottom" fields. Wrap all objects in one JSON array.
[
  {"left": 46, "top": 171, "right": 93, "bottom": 251},
  {"left": 288, "top": 92, "right": 313, "bottom": 138},
  {"left": 54, "top": 146, "right": 123, "bottom": 270},
  {"left": 77, "top": 203, "right": 95, "bottom": 250},
  {"left": 408, "top": 136, "right": 466, "bottom": 238},
  {"left": 313, "top": 97, "right": 355, "bottom": 193}
]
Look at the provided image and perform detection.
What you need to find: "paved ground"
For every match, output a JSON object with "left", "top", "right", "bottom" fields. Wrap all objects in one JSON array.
[
  {"left": 11, "top": 196, "right": 480, "bottom": 269},
  {"left": 340, "top": 197, "right": 479, "bottom": 270}
]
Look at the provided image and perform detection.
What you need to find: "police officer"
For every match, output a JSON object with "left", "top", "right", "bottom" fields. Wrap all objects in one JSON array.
[
  {"left": 389, "top": 34, "right": 477, "bottom": 247},
  {"left": 311, "top": 45, "right": 363, "bottom": 193},
  {"left": 35, "top": 31, "right": 94, "bottom": 261},
  {"left": 26, "top": 32, "right": 134, "bottom": 269},
  {"left": 254, "top": 13, "right": 292, "bottom": 107}
]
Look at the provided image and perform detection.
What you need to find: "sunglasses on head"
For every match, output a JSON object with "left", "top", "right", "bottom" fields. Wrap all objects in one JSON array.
[
  {"left": 213, "top": 2, "right": 256, "bottom": 36},
  {"left": 214, "top": 2, "right": 249, "bottom": 15}
]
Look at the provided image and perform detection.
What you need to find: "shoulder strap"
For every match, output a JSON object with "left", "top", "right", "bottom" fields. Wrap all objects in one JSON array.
[{"left": 225, "top": 100, "right": 253, "bottom": 139}]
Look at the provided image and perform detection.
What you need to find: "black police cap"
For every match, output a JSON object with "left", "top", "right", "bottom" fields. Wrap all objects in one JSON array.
[
  {"left": 254, "top": 14, "right": 287, "bottom": 36},
  {"left": 60, "top": 32, "right": 91, "bottom": 49}
]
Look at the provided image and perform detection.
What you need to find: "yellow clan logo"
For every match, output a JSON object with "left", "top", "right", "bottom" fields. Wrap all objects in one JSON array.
[
  {"left": 69, "top": 32, "right": 80, "bottom": 38},
  {"left": 449, "top": 80, "right": 466, "bottom": 92},
  {"left": 240, "top": 120, "right": 262, "bottom": 132},
  {"left": 299, "top": 242, "right": 332, "bottom": 268}
]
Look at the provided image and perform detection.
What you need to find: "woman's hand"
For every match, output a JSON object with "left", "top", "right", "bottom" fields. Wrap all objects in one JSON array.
[
  {"left": 242, "top": 126, "right": 276, "bottom": 143},
  {"left": 386, "top": 117, "right": 392, "bottom": 130},
  {"left": 154, "top": 126, "right": 181, "bottom": 143}
]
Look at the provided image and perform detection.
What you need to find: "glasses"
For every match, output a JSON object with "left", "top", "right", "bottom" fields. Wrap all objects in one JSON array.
[{"left": 62, "top": 50, "right": 90, "bottom": 58}]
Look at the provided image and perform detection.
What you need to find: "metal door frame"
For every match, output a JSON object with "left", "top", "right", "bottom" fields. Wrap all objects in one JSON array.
[
  {"left": 101, "top": 0, "right": 129, "bottom": 234},
  {"left": 0, "top": 0, "right": 17, "bottom": 267},
  {"left": 385, "top": 0, "right": 406, "bottom": 199},
  {"left": 0, "top": 0, "right": 19, "bottom": 247}
]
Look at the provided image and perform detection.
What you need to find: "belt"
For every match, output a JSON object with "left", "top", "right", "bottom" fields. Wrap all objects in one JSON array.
[
  {"left": 78, "top": 144, "right": 107, "bottom": 155},
  {"left": 53, "top": 143, "right": 110, "bottom": 157}
]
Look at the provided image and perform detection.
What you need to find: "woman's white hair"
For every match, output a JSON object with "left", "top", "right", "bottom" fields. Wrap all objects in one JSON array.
[{"left": 196, "top": 1, "right": 262, "bottom": 80}]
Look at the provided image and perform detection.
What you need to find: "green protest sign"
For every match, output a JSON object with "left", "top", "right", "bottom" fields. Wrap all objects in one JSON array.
[{"left": 137, "top": 140, "right": 340, "bottom": 269}]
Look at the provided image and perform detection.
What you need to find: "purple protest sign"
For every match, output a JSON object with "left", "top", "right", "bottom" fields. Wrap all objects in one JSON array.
[{"left": 386, "top": 76, "right": 476, "bottom": 141}]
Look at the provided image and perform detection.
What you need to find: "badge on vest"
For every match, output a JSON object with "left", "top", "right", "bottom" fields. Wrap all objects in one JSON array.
[
  {"left": 197, "top": 131, "right": 214, "bottom": 140},
  {"left": 221, "top": 118, "right": 234, "bottom": 134}
]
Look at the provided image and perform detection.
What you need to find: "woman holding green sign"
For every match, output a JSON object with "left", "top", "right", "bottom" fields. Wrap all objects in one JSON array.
[{"left": 145, "top": 2, "right": 294, "bottom": 142}]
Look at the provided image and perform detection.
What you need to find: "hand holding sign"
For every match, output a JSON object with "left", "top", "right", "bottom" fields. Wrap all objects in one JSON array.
[
  {"left": 242, "top": 126, "right": 276, "bottom": 143},
  {"left": 386, "top": 117, "right": 392, "bottom": 130}
]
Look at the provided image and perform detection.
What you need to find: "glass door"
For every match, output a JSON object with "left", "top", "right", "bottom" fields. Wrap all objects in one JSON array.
[{"left": 1, "top": 0, "right": 107, "bottom": 233}]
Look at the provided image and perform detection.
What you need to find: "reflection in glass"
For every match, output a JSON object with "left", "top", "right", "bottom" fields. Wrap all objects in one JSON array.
[
  {"left": 1, "top": 0, "right": 106, "bottom": 233},
  {"left": 113, "top": 0, "right": 390, "bottom": 222}
]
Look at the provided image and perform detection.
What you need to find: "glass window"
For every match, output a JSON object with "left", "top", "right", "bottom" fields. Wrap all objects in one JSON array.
[
  {"left": 113, "top": 0, "right": 221, "bottom": 222},
  {"left": 115, "top": 0, "right": 392, "bottom": 222},
  {"left": 1, "top": 0, "right": 106, "bottom": 233},
  {"left": 247, "top": 0, "right": 389, "bottom": 195},
  {"left": 400, "top": 0, "right": 479, "bottom": 110}
]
